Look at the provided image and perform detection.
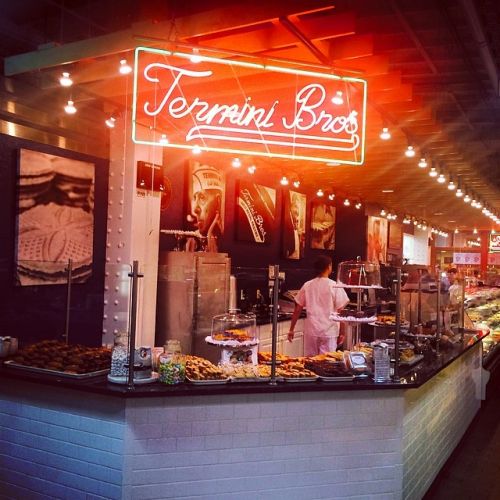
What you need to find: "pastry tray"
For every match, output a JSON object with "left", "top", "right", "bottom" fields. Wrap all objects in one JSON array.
[
  {"left": 4, "top": 360, "right": 109, "bottom": 379},
  {"left": 230, "top": 377, "right": 271, "bottom": 383},
  {"left": 318, "top": 375, "right": 355, "bottom": 382},
  {"left": 186, "top": 377, "right": 229, "bottom": 385},
  {"left": 107, "top": 372, "right": 159, "bottom": 385},
  {"left": 284, "top": 376, "right": 319, "bottom": 383}
]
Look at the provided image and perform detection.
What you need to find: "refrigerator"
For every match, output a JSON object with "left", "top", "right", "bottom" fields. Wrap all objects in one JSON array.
[{"left": 156, "top": 251, "right": 230, "bottom": 363}]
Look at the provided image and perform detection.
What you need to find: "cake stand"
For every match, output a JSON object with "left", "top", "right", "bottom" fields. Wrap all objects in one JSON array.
[
  {"left": 332, "top": 284, "right": 383, "bottom": 350},
  {"left": 205, "top": 336, "right": 260, "bottom": 365}
]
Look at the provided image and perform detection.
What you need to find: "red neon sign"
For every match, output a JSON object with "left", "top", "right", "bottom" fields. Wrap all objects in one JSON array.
[{"left": 132, "top": 47, "right": 367, "bottom": 165}]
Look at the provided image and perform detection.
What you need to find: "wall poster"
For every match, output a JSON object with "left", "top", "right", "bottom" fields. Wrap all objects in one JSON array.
[
  {"left": 282, "top": 190, "right": 307, "bottom": 259},
  {"left": 310, "top": 200, "right": 336, "bottom": 250},
  {"left": 185, "top": 161, "right": 225, "bottom": 252},
  {"left": 15, "top": 148, "right": 95, "bottom": 285},
  {"left": 236, "top": 181, "right": 276, "bottom": 244},
  {"left": 367, "top": 216, "right": 388, "bottom": 264},
  {"left": 388, "top": 222, "right": 403, "bottom": 250}
]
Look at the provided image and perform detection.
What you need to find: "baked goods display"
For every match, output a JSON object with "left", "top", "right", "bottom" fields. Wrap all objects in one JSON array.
[
  {"left": 374, "top": 315, "right": 409, "bottom": 327},
  {"left": 9, "top": 340, "right": 111, "bottom": 374},
  {"left": 304, "top": 359, "right": 351, "bottom": 377},
  {"left": 258, "top": 351, "right": 289, "bottom": 364},
  {"left": 212, "top": 329, "right": 253, "bottom": 342},
  {"left": 210, "top": 310, "right": 257, "bottom": 346},
  {"left": 185, "top": 356, "right": 226, "bottom": 381},
  {"left": 276, "top": 361, "right": 317, "bottom": 379}
]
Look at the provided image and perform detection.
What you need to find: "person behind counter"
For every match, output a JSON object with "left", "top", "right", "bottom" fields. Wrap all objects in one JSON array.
[{"left": 287, "top": 255, "right": 349, "bottom": 355}]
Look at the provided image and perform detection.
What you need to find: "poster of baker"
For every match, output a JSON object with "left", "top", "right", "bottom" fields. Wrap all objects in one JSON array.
[
  {"left": 236, "top": 181, "right": 276, "bottom": 244},
  {"left": 185, "top": 161, "right": 225, "bottom": 252},
  {"left": 15, "top": 149, "right": 95, "bottom": 286},
  {"left": 282, "top": 190, "right": 306, "bottom": 259},
  {"left": 388, "top": 221, "right": 403, "bottom": 250},
  {"left": 310, "top": 201, "right": 336, "bottom": 250},
  {"left": 367, "top": 216, "right": 388, "bottom": 264}
]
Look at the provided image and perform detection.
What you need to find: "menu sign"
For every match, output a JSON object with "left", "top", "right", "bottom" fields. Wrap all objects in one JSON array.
[
  {"left": 132, "top": 47, "right": 367, "bottom": 165},
  {"left": 453, "top": 252, "right": 481, "bottom": 265},
  {"left": 490, "top": 233, "right": 500, "bottom": 253}
]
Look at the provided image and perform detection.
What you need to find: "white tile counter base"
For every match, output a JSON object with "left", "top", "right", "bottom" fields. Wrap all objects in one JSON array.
[
  {"left": 122, "top": 391, "right": 405, "bottom": 500},
  {"left": 0, "top": 344, "right": 482, "bottom": 499},
  {"left": 402, "top": 346, "right": 482, "bottom": 500}
]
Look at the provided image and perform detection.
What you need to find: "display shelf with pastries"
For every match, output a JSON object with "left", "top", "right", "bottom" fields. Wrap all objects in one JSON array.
[{"left": 465, "top": 287, "right": 500, "bottom": 369}]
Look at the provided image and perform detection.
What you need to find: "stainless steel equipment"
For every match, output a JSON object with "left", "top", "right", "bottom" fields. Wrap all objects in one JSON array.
[{"left": 156, "top": 251, "right": 230, "bottom": 363}]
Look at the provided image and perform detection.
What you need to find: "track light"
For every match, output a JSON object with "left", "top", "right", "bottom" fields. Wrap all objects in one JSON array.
[
  {"left": 447, "top": 180, "right": 456, "bottom": 191},
  {"left": 280, "top": 176, "right": 289, "bottom": 186},
  {"left": 59, "top": 71, "right": 73, "bottom": 87},
  {"left": 464, "top": 194, "right": 471, "bottom": 203},
  {"left": 190, "top": 49, "right": 202, "bottom": 64},
  {"left": 328, "top": 194, "right": 335, "bottom": 201},
  {"left": 355, "top": 202, "right": 362, "bottom": 210},
  {"left": 405, "top": 145, "right": 416, "bottom": 158},
  {"left": 64, "top": 100, "right": 77, "bottom": 114},
  {"left": 331, "top": 91, "right": 344, "bottom": 105},
  {"left": 105, "top": 116, "right": 116, "bottom": 128},
  {"left": 159, "top": 134, "right": 169, "bottom": 145},
  {"left": 437, "top": 173, "right": 446, "bottom": 184},
  {"left": 429, "top": 167, "right": 438, "bottom": 177},
  {"left": 380, "top": 209, "right": 387, "bottom": 217},
  {"left": 192, "top": 145, "right": 201, "bottom": 155},
  {"left": 119, "top": 59, "right": 132, "bottom": 75},
  {"left": 343, "top": 199, "right": 350, "bottom": 206},
  {"left": 455, "top": 189, "right": 463, "bottom": 197},
  {"left": 248, "top": 165, "right": 256, "bottom": 175},
  {"left": 316, "top": 189, "right": 324, "bottom": 197},
  {"left": 403, "top": 216, "right": 411, "bottom": 224},
  {"left": 231, "top": 158, "right": 241, "bottom": 168},
  {"left": 293, "top": 180, "right": 300, "bottom": 188},
  {"left": 379, "top": 127, "right": 391, "bottom": 140},
  {"left": 418, "top": 157, "right": 428, "bottom": 168}
]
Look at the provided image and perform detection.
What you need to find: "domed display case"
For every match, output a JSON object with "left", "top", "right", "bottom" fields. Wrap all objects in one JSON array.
[
  {"left": 337, "top": 260, "right": 381, "bottom": 288},
  {"left": 210, "top": 309, "right": 257, "bottom": 344}
]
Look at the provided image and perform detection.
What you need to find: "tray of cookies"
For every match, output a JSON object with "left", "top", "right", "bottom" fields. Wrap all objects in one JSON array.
[
  {"left": 185, "top": 356, "right": 229, "bottom": 384},
  {"left": 5, "top": 340, "right": 111, "bottom": 379}
]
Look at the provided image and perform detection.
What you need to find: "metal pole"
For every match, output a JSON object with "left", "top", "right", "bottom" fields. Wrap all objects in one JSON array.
[
  {"left": 435, "top": 267, "right": 441, "bottom": 357},
  {"left": 127, "top": 261, "right": 144, "bottom": 389},
  {"left": 63, "top": 259, "right": 73, "bottom": 345},
  {"left": 269, "top": 264, "right": 280, "bottom": 386},
  {"left": 460, "top": 276, "right": 466, "bottom": 343},
  {"left": 393, "top": 267, "right": 401, "bottom": 382},
  {"left": 355, "top": 289, "right": 362, "bottom": 347},
  {"left": 417, "top": 268, "right": 422, "bottom": 325}
]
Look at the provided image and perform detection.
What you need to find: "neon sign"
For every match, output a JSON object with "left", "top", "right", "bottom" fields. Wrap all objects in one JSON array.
[{"left": 132, "top": 47, "right": 367, "bottom": 165}]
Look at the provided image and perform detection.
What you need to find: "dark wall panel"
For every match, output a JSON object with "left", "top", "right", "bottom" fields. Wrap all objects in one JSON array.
[{"left": 0, "top": 133, "right": 108, "bottom": 346}]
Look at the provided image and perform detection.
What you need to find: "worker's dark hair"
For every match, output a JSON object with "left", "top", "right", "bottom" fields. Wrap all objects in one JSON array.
[
  {"left": 314, "top": 255, "right": 332, "bottom": 274},
  {"left": 447, "top": 268, "right": 458, "bottom": 274}
]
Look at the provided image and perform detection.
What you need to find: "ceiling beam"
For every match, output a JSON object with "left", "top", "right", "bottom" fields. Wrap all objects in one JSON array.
[{"left": 4, "top": 1, "right": 334, "bottom": 76}]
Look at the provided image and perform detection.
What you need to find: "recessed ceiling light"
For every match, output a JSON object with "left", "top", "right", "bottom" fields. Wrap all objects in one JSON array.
[
  {"left": 433, "top": 212, "right": 443, "bottom": 216},
  {"left": 448, "top": 220, "right": 456, "bottom": 223},
  {"left": 382, "top": 189, "right": 394, "bottom": 193}
]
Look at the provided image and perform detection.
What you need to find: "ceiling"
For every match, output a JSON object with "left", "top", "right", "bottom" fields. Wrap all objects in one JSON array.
[{"left": 1, "top": 0, "right": 499, "bottom": 233}]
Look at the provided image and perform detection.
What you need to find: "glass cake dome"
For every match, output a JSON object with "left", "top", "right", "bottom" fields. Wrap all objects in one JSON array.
[
  {"left": 211, "top": 309, "right": 257, "bottom": 343},
  {"left": 337, "top": 259, "right": 381, "bottom": 287}
]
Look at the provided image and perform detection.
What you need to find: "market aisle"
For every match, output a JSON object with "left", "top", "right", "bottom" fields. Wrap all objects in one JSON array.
[{"left": 424, "top": 369, "right": 500, "bottom": 500}]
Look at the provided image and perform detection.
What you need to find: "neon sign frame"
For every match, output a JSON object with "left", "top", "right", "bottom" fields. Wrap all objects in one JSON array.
[{"left": 132, "top": 46, "right": 367, "bottom": 165}]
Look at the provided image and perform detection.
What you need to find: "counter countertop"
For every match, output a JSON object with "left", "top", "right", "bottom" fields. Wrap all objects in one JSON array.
[{"left": 0, "top": 336, "right": 484, "bottom": 398}]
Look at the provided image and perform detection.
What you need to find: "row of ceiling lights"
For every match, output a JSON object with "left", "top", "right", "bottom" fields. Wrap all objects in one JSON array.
[{"left": 379, "top": 126, "right": 499, "bottom": 226}]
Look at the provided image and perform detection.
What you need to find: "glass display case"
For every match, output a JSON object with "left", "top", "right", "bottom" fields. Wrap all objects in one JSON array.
[
  {"left": 210, "top": 309, "right": 257, "bottom": 343},
  {"left": 337, "top": 260, "right": 381, "bottom": 287},
  {"left": 465, "top": 286, "right": 500, "bottom": 367}
]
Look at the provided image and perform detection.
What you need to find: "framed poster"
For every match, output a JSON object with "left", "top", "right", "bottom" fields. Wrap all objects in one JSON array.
[
  {"left": 388, "top": 222, "right": 402, "bottom": 250},
  {"left": 236, "top": 181, "right": 276, "bottom": 243},
  {"left": 15, "top": 148, "right": 95, "bottom": 285},
  {"left": 185, "top": 161, "right": 225, "bottom": 251},
  {"left": 310, "top": 200, "right": 336, "bottom": 250},
  {"left": 367, "top": 216, "right": 388, "bottom": 264},
  {"left": 282, "top": 190, "right": 306, "bottom": 259}
]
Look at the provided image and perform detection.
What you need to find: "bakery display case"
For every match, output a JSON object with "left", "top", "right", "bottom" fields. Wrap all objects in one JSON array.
[
  {"left": 337, "top": 259, "right": 381, "bottom": 288},
  {"left": 465, "top": 287, "right": 500, "bottom": 368}
]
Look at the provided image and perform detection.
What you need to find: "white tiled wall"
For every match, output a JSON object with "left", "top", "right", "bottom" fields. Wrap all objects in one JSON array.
[
  {"left": 0, "top": 381, "right": 125, "bottom": 499},
  {"left": 402, "top": 346, "right": 482, "bottom": 500},
  {"left": 122, "top": 391, "right": 405, "bottom": 499}
]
